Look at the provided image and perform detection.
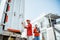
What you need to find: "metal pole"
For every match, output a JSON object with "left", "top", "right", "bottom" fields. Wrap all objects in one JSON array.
[
  {"left": 49, "top": 15, "right": 57, "bottom": 40},
  {"left": 49, "top": 15, "right": 52, "bottom": 27}
]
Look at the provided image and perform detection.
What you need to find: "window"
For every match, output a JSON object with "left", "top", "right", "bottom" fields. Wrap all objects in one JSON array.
[{"left": 39, "top": 17, "right": 49, "bottom": 28}]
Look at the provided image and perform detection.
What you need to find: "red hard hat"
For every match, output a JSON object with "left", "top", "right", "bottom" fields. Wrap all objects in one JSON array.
[{"left": 26, "top": 19, "right": 30, "bottom": 21}]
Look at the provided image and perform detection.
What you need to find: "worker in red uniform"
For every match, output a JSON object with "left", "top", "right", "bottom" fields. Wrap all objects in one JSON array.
[
  {"left": 22, "top": 20, "right": 32, "bottom": 40},
  {"left": 33, "top": 24, "right": 40, "bottom": 40}
]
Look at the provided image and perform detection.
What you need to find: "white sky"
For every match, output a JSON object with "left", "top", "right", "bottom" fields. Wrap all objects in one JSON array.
[{"left": 25, "top": 0, "right": 60, "bottom": 21}]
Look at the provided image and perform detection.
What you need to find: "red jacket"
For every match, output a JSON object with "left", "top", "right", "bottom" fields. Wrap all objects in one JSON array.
[{"left": 25, "top": 23, "right": 32, "bottom": 36}]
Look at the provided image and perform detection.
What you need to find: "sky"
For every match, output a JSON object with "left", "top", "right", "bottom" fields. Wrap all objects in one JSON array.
[
  {"left": 0, "top": 0, "right": 60, "bottom": 22},
  {"left": 25, "top": 0, "right": 60, "bottom": 21},
  {"left": 0, "top": 0, "right": 60, "bottom": 38}
]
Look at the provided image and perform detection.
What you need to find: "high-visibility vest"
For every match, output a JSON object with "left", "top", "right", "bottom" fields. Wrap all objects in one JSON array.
[{"left": 34, "top": 28, "right": 40, "bottom": 36}]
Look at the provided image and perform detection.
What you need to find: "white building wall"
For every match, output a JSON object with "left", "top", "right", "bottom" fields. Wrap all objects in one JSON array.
[{"left": 0, "top": 0, "right": 25, "bottom": 32}]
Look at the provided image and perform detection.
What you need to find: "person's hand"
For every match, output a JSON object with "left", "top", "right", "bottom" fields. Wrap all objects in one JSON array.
[
  {"left": 21, "top": 22, "right": 26, "bottom": 27},
  {"left": 37, "top": 31, "right": 38, "bottom": 32},
  {"left": 21, "top": 22, "right": 25, "bottom": 25},
  {"left": 21, "top": 22, "right": 23, "bottom": 24}
]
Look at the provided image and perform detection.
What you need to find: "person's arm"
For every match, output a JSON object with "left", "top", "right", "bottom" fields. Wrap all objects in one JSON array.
[
  {"left": 26, "top": 24, "right": 32, "bottom": 29},
  {"left": 33, "top": 29, "right": 35, "bottom": 33},
  {"left": 21, "top": 22, "right": 27, "bottom": 28},
  {"left": 37, "top": 28, "right": 40, "bottom": 33}
]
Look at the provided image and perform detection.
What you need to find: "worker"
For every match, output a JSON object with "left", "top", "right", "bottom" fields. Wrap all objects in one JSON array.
[
  {"left": 22, "top": 19, "right": 32, "bottom": 40},
  {"left": 33, "top": 24, "right": 40, "bottom": 40}
]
